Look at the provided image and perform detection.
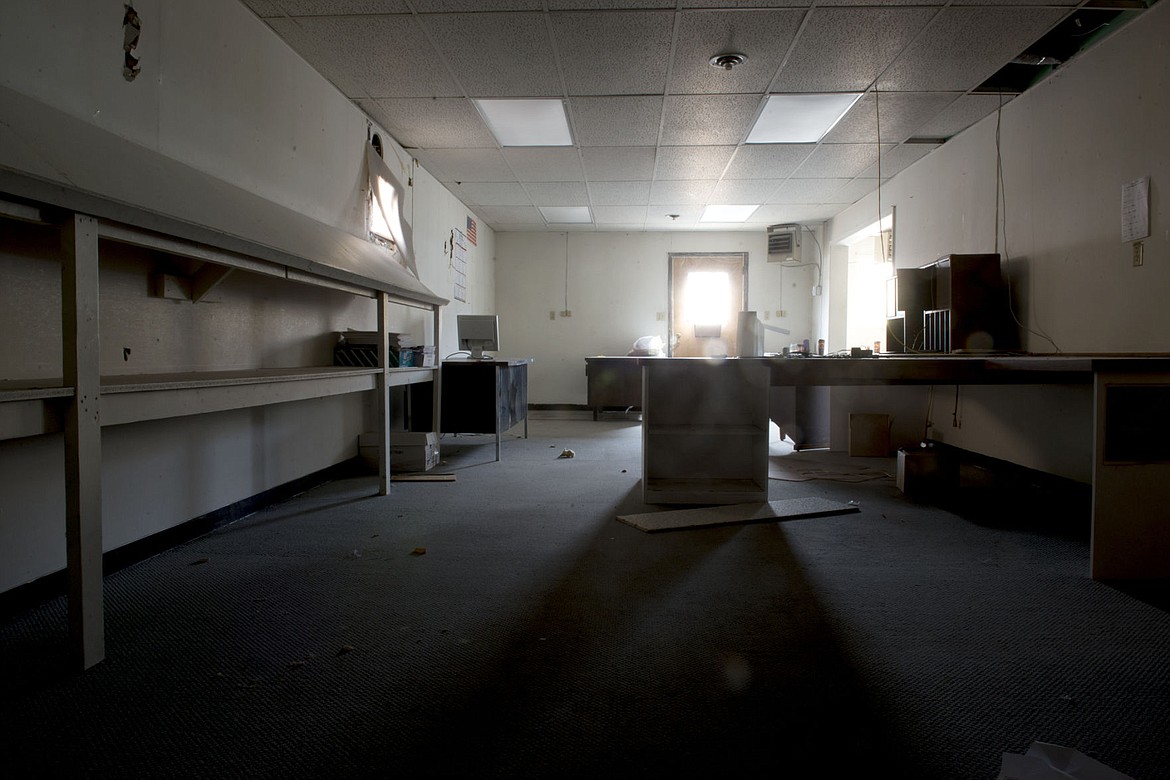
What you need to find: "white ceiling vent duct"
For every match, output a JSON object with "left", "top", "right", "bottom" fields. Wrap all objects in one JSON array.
[{"left": 767, "top": 224, "right": 801, "bottom": 265}]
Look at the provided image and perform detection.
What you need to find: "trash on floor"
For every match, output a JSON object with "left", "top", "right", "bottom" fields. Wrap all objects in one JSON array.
[
  {"left": 391, "top": 473, "right": 455, "bottom": 482},
  {"left": 558, "top": 449, "right": 575, "bottom": 459},
  {"left": 410, "top": 547, "right": 427, "bottom": 556},
  {"left": 998, "top": 742, "right": 1133, "bottom": 780}
]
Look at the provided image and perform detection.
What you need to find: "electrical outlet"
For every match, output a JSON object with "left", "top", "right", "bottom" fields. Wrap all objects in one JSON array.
[
  {"left": 1133, "top": 241, "right": 1144, "bottom": 267},
  {"left": 549, "top": 310, "right": 556, "bottom": 320},
  {"left": 656, "top": 312, "right": 665, "bottom": 321},
  {"left": 560, "top": 310, "right": 572, "bottom": 318},
  {"left": 776, "top": 309, "right": 785, "bottom": 318},
  {"left": 762, "top": 311, "right": 770, "bottom": 320}
]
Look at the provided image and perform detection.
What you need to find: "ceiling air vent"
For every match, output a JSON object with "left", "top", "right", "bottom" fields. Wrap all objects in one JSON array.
[{"left": 767, "top": 224, "right": 801, "bottom": 265}]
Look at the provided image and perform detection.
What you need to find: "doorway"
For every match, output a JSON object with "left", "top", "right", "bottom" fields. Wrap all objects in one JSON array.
[{"left": 668, "top": 253, "right": 747, "bottom": 357}]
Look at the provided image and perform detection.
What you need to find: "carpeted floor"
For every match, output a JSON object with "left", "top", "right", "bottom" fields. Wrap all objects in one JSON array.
[{"left": 1, "top": 415, "right": 1168, "bottom": 778}]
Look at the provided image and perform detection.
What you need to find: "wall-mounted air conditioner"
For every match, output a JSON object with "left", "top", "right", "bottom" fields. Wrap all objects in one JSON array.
[{"left": 767, "top": 224, "right": 801, "bottom": 265}]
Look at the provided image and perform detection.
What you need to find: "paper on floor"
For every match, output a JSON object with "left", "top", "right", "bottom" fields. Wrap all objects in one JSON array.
[{"left": 998, "top": 742, "right": 1133, "bottom": 780}]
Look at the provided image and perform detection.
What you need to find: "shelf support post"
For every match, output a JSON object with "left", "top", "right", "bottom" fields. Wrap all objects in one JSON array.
[
  {"left": 376, "top": 292, "right": 391, "bottom": 496},
  {"left": 62, "top": 212, "right": 105, "bottom": 670}
]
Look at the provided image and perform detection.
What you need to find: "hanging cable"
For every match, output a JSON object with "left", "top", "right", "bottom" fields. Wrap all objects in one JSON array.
[{"left": 995, "top": 93, "right": 1061, "bottom": 353}]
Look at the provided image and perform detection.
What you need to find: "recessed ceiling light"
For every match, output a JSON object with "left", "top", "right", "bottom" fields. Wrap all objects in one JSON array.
[
  {"left": 700, "top": 204, "right": 758, "bottom": 223},
  {"left": 473, "top": 98, "right": 573, "bottom": 147},
  {"left": 540, "top": 206, "right": 592, "bottom": 224},
  {"left": 746, "top": 93, "right": 863, "bottom": 144}
]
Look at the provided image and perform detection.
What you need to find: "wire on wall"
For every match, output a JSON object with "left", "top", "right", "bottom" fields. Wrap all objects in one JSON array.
[
  {"left": 994, "top": 93, "right": 1061, "bottom": 353},
  {"left": 564, "top": 232, "right": 570, "bottom": 312},
  {"left": 875, "top": 85, "right": 887, "bottom": 265}
]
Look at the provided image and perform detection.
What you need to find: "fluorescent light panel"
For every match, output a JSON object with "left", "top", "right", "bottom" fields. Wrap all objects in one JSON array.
[
  {"left": 747, "top": 93, "right": 863, "bottom": 144},
  {"left": 700, "top": 204, "right": 758, "bottom": 223},
  {"left": 474, "top": 99, "right": 572, "bottom": 147},
  {"left": 540, "top": 206, "right": 592, "bottom": 224}
]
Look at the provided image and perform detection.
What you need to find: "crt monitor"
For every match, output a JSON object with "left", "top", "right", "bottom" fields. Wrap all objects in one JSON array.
[{"left": 457, "top": 314, "right": 499, "bottom": 359}]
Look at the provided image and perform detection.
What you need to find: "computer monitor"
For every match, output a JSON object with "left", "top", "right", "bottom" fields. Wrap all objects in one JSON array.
[{"left": 457, "top": 314, "right": 499, "bottom": 359}]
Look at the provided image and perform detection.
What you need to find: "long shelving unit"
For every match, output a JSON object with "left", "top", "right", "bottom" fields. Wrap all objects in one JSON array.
[{"left": 0, "top": 136, "right": 447, "bottom": 669}]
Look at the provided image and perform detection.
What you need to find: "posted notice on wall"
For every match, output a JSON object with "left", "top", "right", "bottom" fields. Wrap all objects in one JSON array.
[{"left": 1121, "top": 176, "right": 1150, "bottom": 243}]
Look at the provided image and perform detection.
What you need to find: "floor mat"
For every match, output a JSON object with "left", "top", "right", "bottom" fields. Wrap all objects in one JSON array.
[{"left": 617, "top": 497, "right": 859, "bottom": 533}]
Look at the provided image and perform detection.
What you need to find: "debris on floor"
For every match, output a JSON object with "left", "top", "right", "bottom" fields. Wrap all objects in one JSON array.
[
  {"left": 391, "top": 473, "right": 456, "bottom": 482},
  {"left": 410, "top": 547, "right": 427, "bottom": 556},
  {"left": 558, "top": 448, "right": 575, "bottom": 459},
  {"left": 998, "top": 742, "right": 1132, "bottom": 780}
]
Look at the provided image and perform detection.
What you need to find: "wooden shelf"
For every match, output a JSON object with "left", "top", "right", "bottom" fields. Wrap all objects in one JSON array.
[
  {"left": 643, "top": 477, "right": 767, "bottom": 505},
  {"left": 645, "top": 424, "right": 765, "bottom": 437},
  {"left": 0, "top": 367, "right": 437, "bottom": 439},
  {"left": 642, "top": 360, "right": 770, "bottom": 505}
]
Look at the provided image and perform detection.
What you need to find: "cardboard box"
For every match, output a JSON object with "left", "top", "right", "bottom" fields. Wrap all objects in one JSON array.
[
  {"left": 897, "top": 447, "right": 957, "bottom": 497},
  {"left": 359, "top": 431, "right": 439, "bottom": 472}
]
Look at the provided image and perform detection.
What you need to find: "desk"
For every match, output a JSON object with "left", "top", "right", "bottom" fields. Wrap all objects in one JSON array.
[
  {"left": 637, "top": 354, "right": 1170, "bottom": 580},
  {"left": 585, "top": 356, "right": 645, "bottom": 419},
  {"left": 413, "top": 358, "right": 532, "bottom": 461}
]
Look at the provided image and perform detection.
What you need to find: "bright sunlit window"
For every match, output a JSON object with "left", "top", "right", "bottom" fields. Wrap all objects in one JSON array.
[
  {"left": 684, "top": 271, "right": 731, "bottom": 326},
  {"left": 843, "top": 216, "right": 894, "bottom": 351}
]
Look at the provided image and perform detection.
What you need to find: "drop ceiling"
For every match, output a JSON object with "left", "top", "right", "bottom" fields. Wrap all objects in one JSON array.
[{"left": 241, "top": 0, "right": 1152, "bottom": 232}]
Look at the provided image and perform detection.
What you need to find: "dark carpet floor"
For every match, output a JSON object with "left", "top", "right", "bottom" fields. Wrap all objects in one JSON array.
[{"left": 2, "top": 416, "right": 1168, "bottom": 778}]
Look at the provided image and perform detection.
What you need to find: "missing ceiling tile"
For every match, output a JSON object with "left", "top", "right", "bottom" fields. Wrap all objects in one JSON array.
[{"left": 122, "top": 4, "right": 141, "bottom": 82}]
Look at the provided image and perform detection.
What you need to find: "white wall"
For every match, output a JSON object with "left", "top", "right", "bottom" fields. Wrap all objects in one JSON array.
[
  {"left": 823, "top": 2, "right": 1170, "bottom": 480},
  {"left": 495, "top": 230, "right": 819, "bottom": 405},
  {"left": 0, "top": 0, "right": 494, "bottom": 592}
]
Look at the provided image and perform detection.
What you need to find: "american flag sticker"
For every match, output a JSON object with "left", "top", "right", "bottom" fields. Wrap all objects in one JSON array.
[{"left": 466, "top": 215, "right": 477, "bottom": 246}]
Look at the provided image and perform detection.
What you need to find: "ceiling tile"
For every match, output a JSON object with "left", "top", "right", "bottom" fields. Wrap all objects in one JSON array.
[
  {"left": 745, "top": 204, "right": 837, "bottom": 226},
  {"left": 661, "top": 95, "right": 763, "bottom": 146},
  {"left": 670, "top": 10, "right": 804, "bottom": 95},
  {"left": 654, "top": 146, "right": 736, "bottom": 181},
  {"left": 412, "top": 1, "right": 543, "bottom": 10},
  {"left": 878, "top": 7, "right": 1070, "bottom": 92},
  {"left": 855, "top": 143, "right": 936, "bottom": 179},
  {"left": 501, "top": 148, "right": 584, "bottom": 182},
  {"left": 709, "top": 179, "right": 783, "bottom": 204},
  {"left": 414, "top": 148, "right": 515, "bottom": 182},
  {"left": 791, "top": 144, "right": 881, "bottom": 179},
  {"left": 360, "top": 98, "right": 496, "bottom": 149},
  {"left": 649, "top": 180, "right": 717, "bottom": 206},
  {"left": 823, "top": 178, "right": 881, "bottom": 205},
  {"left": 681, "top": 1, "right": 809, "bottom": 8},
  {"left": 420, "top": 13, "right": 562, "bottom": 97},
  {"left": 570, "top": 96, "right": 664, "bottom": 147},
  {"left": 911, "top": 94, "right": 1013, "bottom": 140},
  {"left": 549, "top": 1, "right": 675, "bottom": 8},
  {"left": 646, "top": 208, "right": 703, "bottom": 228},
  {"left": 458, "top": 182, "right": 532, "bottom": 206},
  {"left": 550, "top": 11, "right": 675, "bottom": 95},
  {"left": 723, "top": 145, "right": 814, "bottom": 180},
  {"left": 525, "top": 182, "right": 590, "bottom": 206},
  {"left": 592, "top": 205, "right": 649, "bottom": 224},
  {"left": 821, "top": 92, "right": 961, "bottom": 145},
  {"left": 476, "top": 205, "right": 544, "bottom": 224},
  {"left": 767, "top": 179, "right": 853, "bottom": 205},
  {"left": 589, "top": 181, "right": 652, "bottom": 206},
  {"left": 271, "top": 1, "right": 409, "bottom": 14},
  {"left": 950, "top": 0, "right": 1079, "bottom": 5},
  {"left": 771, "top": 7, "right": 939, "bottom": 93},
  {"left": 267, "top": 16, "right": 457, "bottom": 99},
  {"left": 581, "top": 147, "right": 657, "bottom": 181}
]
